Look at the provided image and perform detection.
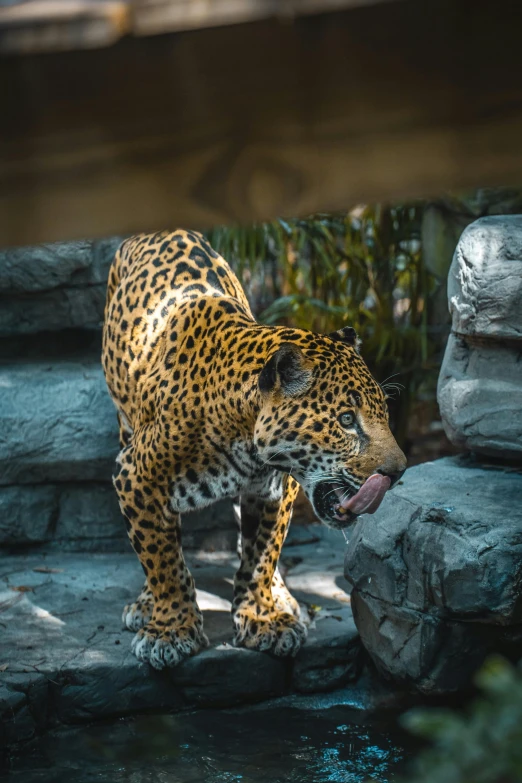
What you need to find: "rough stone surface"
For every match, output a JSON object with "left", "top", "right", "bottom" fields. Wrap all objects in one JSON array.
[
  {"left": 344, "top": 456, "right": 522, "bottom": 694},
  {"left": 0, "top": 484, "right": 125, "bottom": 551},
  {"left": 0, "top": 536, "right": 359, "bottom": 746},
  {"left": 447, "top": 215, "right": 522, "bottom": 339},
  {"left": 0, "top": 239, "right": 119, "bottom": 293},
  {"left": 438, "top": 215, "right": 522, "bottom": 458},
  {"left": 0, "top": 484, "right": 238, "bottom": 553},
  {"left": 0, "top": 285, "right": 108, "bottom": 336},
  {"left": 438, "top": 333, "right": 522, "bottom": 458},
  {"left": 0, "top": 361, "right": 119, "bottom": 484},
  {"left": 0, "top": 238, "right": 122, "bottom": 335}
]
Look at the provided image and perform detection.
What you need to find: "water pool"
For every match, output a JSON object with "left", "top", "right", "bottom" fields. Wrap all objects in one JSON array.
[{"left": 3, "top": 703, "right": 412, "bottom": 783}]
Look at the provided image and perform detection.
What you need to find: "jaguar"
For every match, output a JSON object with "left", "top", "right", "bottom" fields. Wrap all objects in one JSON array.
[{"left": 102, "top": 229, "right": 406, "bottom": 669}]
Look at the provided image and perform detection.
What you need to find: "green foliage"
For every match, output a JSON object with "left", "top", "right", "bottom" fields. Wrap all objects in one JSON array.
[
  {"left": 207, "top": 206, "right": 441, "bottom": 443},
  {"left": 400, "top": 656, "right": 522, "bottom": 783}
]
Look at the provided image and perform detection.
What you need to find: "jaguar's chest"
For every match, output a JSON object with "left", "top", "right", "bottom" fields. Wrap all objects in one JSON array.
[{"left": 169, "top": 442, "right": 281, "bottom": 513}]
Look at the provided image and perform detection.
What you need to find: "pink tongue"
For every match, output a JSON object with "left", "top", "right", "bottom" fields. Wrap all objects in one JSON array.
[{"left": 340, "top": 474, "right": 391, "bottom": 516}]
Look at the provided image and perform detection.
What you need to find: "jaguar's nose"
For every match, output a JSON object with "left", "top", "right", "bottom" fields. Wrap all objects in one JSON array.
[{"left": 376, "top": 465, "right": 406, "bottom": 489}]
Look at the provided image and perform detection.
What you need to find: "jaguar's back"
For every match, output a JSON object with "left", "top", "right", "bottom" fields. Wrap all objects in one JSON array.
[{"left": 102, "top": 229, "right": 253, "bottom": 431}]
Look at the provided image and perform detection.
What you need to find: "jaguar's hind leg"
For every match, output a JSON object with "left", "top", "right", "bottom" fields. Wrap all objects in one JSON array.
[{"left": 114, "top": 445, "right": 208, "bottom": 669}]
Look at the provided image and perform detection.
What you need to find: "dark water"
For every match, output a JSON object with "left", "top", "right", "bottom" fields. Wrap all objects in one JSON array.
[{"left": 3, "top": 705, "right": 411, "bottom": 783}]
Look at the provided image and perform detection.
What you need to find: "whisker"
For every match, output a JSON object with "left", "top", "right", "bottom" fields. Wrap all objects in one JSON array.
[
  {"left": 324, "top": 484, "right": 346, "bottom": 499},
  {"left": 340, "top": 487, "right": 352, "bottom": 503},
  {"left": 382, "top": 382, "right": 405, "bottom": 393},
  {"left": 307, "top": 473, "right": 341, "bottom": 483},
  {"left": 261, "top": 448, "right": 293, "bottom": 467},
  {"left": 380, "top": 372, "right": 402, "bottom": 387}
]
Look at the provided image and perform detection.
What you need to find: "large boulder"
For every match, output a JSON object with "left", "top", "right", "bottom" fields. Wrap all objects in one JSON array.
[
  {"left": 438, "top": 216, "right": 522, "bottom": 459},
  {"left": 344, "top": 456, "right": 522, "bottom": 694}
]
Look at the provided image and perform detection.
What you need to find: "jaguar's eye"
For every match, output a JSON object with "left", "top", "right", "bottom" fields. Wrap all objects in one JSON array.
[{"left": 339, "top": 411, "right": 356, "bottom": 429}]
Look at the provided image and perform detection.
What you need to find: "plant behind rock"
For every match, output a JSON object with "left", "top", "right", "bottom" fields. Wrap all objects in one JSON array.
[{"left": 399, "top": 656, "right": 522, "bottom": 783}]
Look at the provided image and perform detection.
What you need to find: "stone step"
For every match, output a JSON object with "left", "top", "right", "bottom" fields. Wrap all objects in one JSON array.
[
  {"left": 0, "top": 238, "right": 121, "bottom": 336},
  {"left": 0, "top": 360, "right": 118, "bottom": 485},
  {"left": 0, "top": 481, "right": 237, "bottom": 553},
  {"left": 0, "top": 542, "right": 359, "bottom": 746},
  {"left": 0, "top": 483, "right": 124, "bottom": 551}
]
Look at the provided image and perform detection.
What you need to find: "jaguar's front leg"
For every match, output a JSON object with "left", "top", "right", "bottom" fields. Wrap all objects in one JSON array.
[{"left": 233, "top": 474, "right": 307, "bottom": 657}]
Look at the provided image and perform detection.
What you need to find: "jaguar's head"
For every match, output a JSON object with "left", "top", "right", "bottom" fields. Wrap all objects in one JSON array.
[{"left": 254, "top": 327, "right": 406, "bottom": 529}]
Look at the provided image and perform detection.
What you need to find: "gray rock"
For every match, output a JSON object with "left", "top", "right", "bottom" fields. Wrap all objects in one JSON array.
[
  {"left": 448, "top": 216, "right": 522, "bottom": 339},
  {"left": 0, "top": 238, "right": 121, "bottom": 293},
  {"left": 0, "top": 360, "right": 119, "bottom": 484},
  {"left": 0, "top": 284, "right": 107, "bottom": 335},
  {"left": 344, "top": 457, "right": 522, "bottom": 694},
  {"left": 0, "top": 238, "right": 122, "bottom": 334},
  {"left": 0, "top": 483, "right": 126, "bottom": 550},
  {"left": 0, "top": 359, "right": 239, "bottom": 551},
  {"left": 0, "top": 485, "right": 55, "bottom": 545},
  {"left": 291, "top": 611, "right": 361, "bottom": 693},
  {"left": 0, "top": 484, "right": 238, "bottom": 553},
  {"left": 183, "top": 500, "right": 237, "bottom": 552},
  {"left": 438, "top": 333, "right": 522, "bottom": 458},
  {"left": 0, "top": 674, "right": 47, "bottom": 747},
  {"left": 349, "top": 594, "right": 514, "bottom": 694},
  {"left": 438, "top": 215, "right": 522, "bottom": 457},
  {"left": 0, "top": 543, "right": 354, "bottom": 745},
  {"left": 56, "top": 484, "right": 125, "bottom": 549},
  {"left": 172, "top": 646, "right": 287, "bottom": 708}
]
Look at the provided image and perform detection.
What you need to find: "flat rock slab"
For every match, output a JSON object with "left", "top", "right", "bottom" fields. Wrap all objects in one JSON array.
[{"left": 0, "top": 536, "right": 359, "bottom": 747}]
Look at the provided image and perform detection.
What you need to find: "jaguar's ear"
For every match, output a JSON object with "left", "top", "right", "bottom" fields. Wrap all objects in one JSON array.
[
  {"left": 328, "top": 326, "right": 362, "bottom": 353},
  {"left": 259, "top": 343, "right": 313, "bottom": 396}
]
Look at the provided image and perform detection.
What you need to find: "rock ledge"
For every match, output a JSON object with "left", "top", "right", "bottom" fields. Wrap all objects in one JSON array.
[{"left": 345, "top": 456, "right": 522, "bottom": 694}]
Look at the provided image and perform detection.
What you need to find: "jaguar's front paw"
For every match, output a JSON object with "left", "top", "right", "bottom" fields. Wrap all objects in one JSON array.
[
  {"left": 131, "top": 617, "right": 209, "bottom": 670},
  {"left": 122, "top": 597, "right": 154, "bottom": 632},
  {"left": 233, "top": 606, "right": 307, "bottom": 658}
]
